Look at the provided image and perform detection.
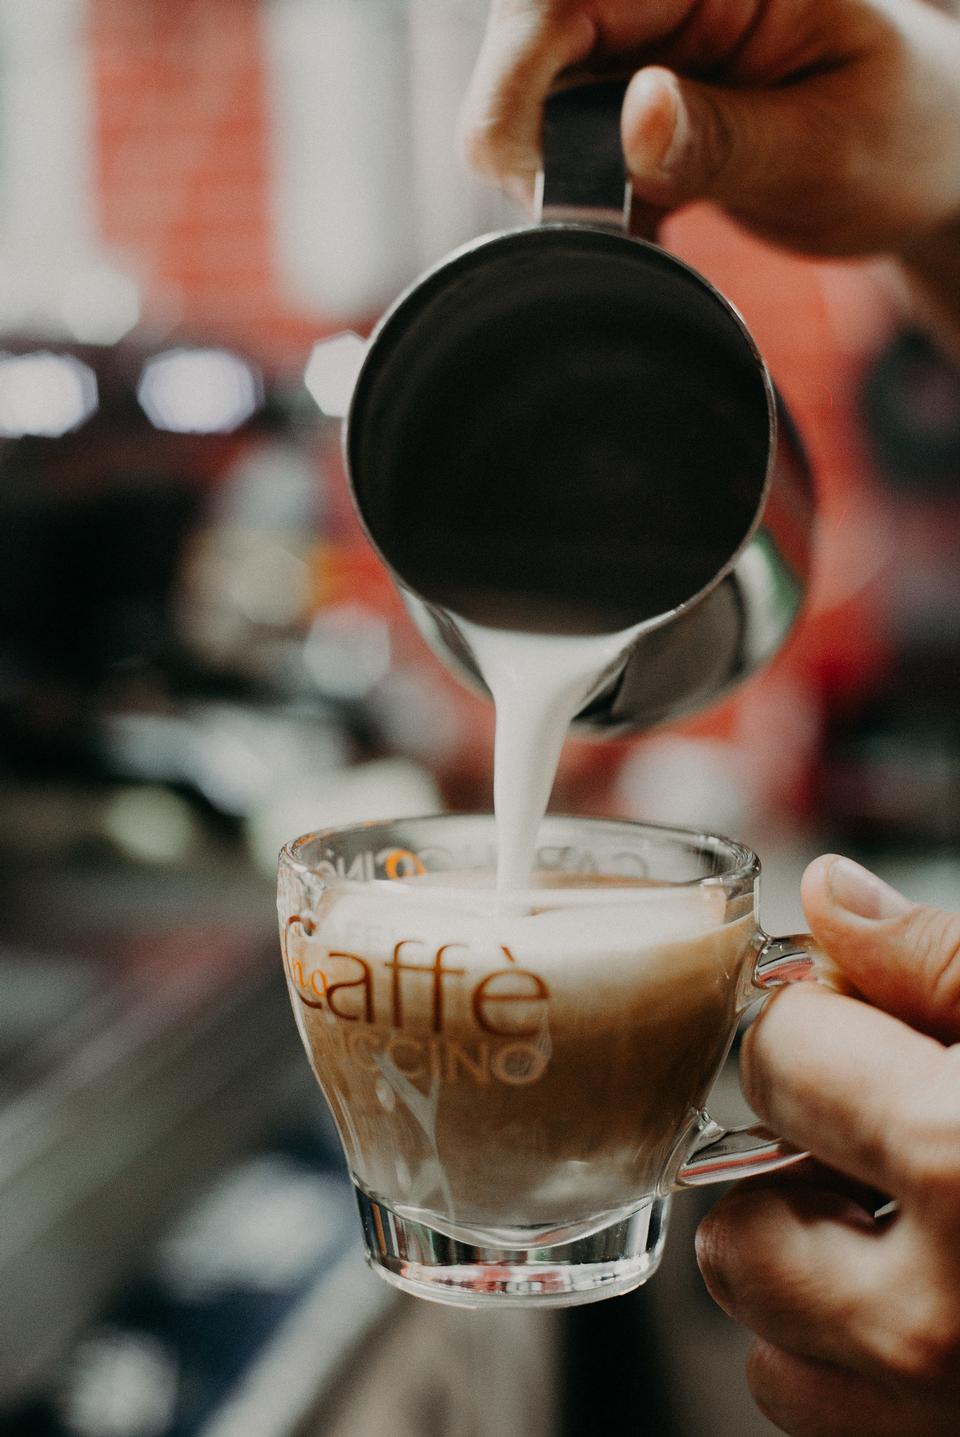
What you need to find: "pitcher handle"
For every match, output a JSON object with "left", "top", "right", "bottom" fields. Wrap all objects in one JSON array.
[{"left": 537, "top": 79, "right": 664, "bottom": 239}]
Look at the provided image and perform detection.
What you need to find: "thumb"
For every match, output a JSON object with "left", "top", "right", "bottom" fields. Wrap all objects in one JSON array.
[
  {"left": 800, "top": 855, "right": 960, "bottom": 1044},
  {"left": 620, "top": 64, "right": 822, "bottom": 216}
]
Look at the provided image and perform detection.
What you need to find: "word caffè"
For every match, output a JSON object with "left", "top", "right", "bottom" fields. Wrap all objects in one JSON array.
[{"left": 282, "top": 886, "right": 553, "bottom": 1091}]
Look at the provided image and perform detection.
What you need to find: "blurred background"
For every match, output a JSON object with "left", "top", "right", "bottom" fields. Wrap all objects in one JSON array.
[{"left": 0, "top": 2, "right": 958, "bottom": 1434}]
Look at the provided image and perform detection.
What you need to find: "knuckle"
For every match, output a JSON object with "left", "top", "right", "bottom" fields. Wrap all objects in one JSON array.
[
  {"left": 738, "top": 1016, "right": 763, "bottom": 1113},
  {"left": 457, "top": 14, "right": 545, "bottom": 184},
  {"left": 903, "top": 906, "right": 960, "bottom": 1029},
  {"left": 899, "top": 1137, "right": 960, "bottom": 1211},
  {"left": 693, "top": 93, "right": 736, "bottom": 192},
  {"left": 744, "top": 1341, "right": 829, "bottom": 1437},
  {"left": 458, "top": 113, "right": 498, "bottom": 180},
  {"left": 884, "top": 1294, "right": 960, "bottom": 1386},
  {"left": 738, "top": 987, "right": 794, "bottom": 1115},
  {"left": 458, "top": 108, "right": 526, "bottom": 189},
  {"left": 894, "top": 1055, "right": 960, "bottom": 1202},
  {"left": 744, "top": 1342, "right": 792, "bottom": 1428}
]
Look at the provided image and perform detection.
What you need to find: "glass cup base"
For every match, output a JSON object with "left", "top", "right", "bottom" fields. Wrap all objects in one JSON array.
[{"left": 355, "top": 1184, "right": 670, "bottom": 1308}]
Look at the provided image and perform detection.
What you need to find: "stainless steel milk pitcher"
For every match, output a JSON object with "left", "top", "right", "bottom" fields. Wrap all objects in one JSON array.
[{"left": 314, "top": 82, "right": 814, "bottom": 733}]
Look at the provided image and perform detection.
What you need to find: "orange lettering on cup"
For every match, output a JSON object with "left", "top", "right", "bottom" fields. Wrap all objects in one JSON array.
[
  {"left": 284, "top": 913, "right": 329, "bottom": 1007},
  {"left": 326, "top": 952, "right": 374, "bottom": 1023},
  {"left": 383, "top": 848, "right": 427, "bottom": 880},
  {"left": 384, "top": 940, "right": 466, "bottom": 1031},
  {"left": 285, "top": 912, "right": 316, "bottom": 941},
  {"left": 472, "top": 969, "right": 549, "bottom": 1037}
]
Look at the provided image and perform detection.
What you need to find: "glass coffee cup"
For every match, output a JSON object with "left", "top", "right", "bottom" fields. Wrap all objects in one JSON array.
[{"left": 278, "top": 814, "right": 832, "bottom": 1307}]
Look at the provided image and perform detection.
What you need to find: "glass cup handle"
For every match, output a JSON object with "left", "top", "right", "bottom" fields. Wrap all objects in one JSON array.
[{"left": 674, "top": 933, "right": 835, "bottom": 1188}]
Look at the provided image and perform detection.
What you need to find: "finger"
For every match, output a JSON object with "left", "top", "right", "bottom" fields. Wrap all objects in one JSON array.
[
  {"left": 740, "top": 981, "right": 957, "bottom": 1198},
  {"left": 459, "top": 5, "right": 597, "bottom": 204},
  {"left": 695, "top": 1181, "right": 899, "bottom": 1379},
  {"left": 801, "top": 853, "right": 960, "bottom": 1043},
  {"left": 745, "top": 1341, "right": 951, "bottom": 1437},
  {"left": 620, "top": 65, "right": 866, "bottom": 249},
  {"left": 733, "top": 1156, "right": 892, "bottom": 1221}
]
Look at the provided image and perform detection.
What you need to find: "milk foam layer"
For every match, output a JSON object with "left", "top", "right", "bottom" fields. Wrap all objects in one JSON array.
[{"left": 328, "top": 878, "right": 728, "bottom": 969}]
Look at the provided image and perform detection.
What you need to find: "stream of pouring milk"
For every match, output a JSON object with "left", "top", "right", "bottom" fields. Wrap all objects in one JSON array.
[{"left": 458, "top": 618, "right": 641, "bottom": 890}]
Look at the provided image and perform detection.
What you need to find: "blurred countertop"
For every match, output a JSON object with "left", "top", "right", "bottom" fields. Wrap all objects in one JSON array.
[{"left": 0, "top": 835, "right": 394, "bottom": 1424}]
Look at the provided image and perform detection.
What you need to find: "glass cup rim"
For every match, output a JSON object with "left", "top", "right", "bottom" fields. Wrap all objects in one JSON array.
[{"left": 279, "top": 812, "right": 760, "bottom": 897}]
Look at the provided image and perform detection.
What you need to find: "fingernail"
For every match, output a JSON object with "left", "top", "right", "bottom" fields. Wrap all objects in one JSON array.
[
  {"left": 828, "top": 857, "right": 910, "bottom": 921},
  {"left": 626, "top": 68, "right": 686, "bottom": 177}
]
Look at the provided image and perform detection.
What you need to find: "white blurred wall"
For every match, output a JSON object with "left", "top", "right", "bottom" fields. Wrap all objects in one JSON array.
[
  {"left": 0, "top": 0, "right": 102, "bottom": 332},
  {"left": 263, "top": 0, "right": 513, "bottom": 321}
]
